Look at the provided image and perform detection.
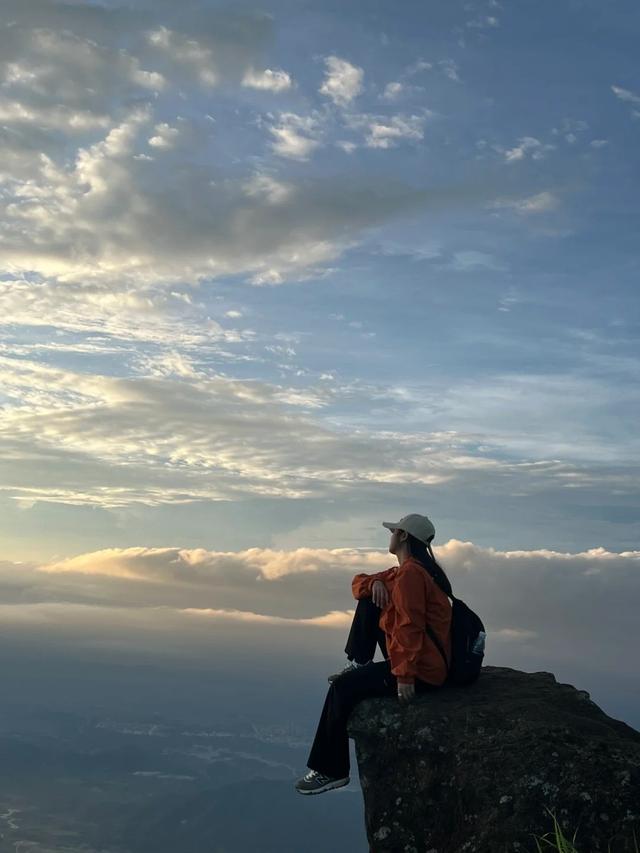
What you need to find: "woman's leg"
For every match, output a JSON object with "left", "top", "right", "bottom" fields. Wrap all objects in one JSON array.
[
  {"left": 307, "top": 665, "right": 440, "bottom": 779},
  {"left": 344, "top": 597, "right": 388, "bottom": 664},
  {"left": 306, "top": 659, "right": 397, "bottom": 779}
]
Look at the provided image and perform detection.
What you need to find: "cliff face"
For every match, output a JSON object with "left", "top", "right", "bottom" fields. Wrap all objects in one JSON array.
[{"left": 347, "top": 666, "right": 640, "bottom": 853}]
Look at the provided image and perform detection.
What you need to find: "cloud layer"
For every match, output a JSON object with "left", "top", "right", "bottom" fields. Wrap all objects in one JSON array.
[
  {"left": 4, "top": 352, "right": 636, "bottom": 512},
  {"left": 2, "top": 541, "right": 638, "bottom": 687}
]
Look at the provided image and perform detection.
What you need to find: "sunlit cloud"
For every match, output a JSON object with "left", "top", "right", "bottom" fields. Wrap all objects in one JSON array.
[
  {"left": 268, "top": 111, "right": 323, "bottom": 159},
  {"left": 148, "top": 122, "right": 180, "bottom": 149},
  {"left": 242, "top": 67, "right": 293, "bottom": 92},
  {"left": 319, "top": 56, "right": 364, "bottom": 107},
  {"left": 503, "top": 136, "right": 556, "bottom": 162},
  {"left": 182, "top": 607, "right": 355, "bottom": 629},
  {"left": 1, "top": 542, "right": 637, "bottom": 682},
  {"left": 0, "top": 104, "right": 445, "bottom": 289},
  {"left": 342, "top": 110, "right": 429, "bottom": 149},
  {"left": 0, "top": 351, "right": 637, "bottom": 512}
]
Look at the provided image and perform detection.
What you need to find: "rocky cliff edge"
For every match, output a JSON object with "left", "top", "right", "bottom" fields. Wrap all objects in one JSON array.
[{"left": 347, "top": 666, "right": 640, "bottom": 853}]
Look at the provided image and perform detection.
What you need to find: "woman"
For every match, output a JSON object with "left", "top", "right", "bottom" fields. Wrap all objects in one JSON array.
[{"left": 295, "top": 513, "right": 453, "bottom": 795}]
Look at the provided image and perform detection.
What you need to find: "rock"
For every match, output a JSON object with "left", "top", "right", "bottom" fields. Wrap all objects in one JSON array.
[{"left": 347, "top": 666, "right": 640, "bottom": 853}]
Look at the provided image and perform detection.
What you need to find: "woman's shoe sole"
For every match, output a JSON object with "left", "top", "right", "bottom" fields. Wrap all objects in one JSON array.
[{"left": 295, "top": 776, "right": 350, "bottom": 795}]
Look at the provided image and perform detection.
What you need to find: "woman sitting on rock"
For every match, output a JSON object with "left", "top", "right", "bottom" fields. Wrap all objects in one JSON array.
[{"left": 295, "top": 513, "right": 453, "bottom": 795}]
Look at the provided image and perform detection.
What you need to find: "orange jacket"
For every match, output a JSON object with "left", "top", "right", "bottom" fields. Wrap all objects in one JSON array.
[{"left": 351, "top": 556, "right": 452, "bottom": 687}]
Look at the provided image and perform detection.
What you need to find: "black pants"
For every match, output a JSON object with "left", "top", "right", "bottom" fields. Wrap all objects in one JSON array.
[{"left": 306, "top": 597, "right": 437, "bottom": 779}]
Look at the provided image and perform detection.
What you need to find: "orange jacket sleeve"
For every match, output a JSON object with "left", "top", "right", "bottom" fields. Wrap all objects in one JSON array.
[
  {"left": 388, "top": 567, "right": 427, "bottom": 685},
  {"left": 351, "top": 567, "right": 396, "bottom": 600}
]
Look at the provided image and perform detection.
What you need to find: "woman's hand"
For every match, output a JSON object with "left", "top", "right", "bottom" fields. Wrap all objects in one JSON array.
[
  {"left": 397, "top": 682, "right": 415, "bottom": 704},
  {"left": 371, "top": 580, "right": 389, "bottom": 609}
]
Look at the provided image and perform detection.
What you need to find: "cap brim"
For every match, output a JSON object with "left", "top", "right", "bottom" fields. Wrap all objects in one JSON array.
[{"left": 382, "top": 521, "right": 400, "bottom": 530}]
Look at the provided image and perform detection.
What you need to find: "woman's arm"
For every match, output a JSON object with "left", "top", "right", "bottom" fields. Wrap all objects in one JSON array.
[{"left": 351, "top": 566, "right": 396, "bottom": 600}]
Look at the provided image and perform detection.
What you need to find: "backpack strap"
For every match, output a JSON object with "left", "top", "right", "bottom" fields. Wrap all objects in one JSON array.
[
  {"left": 421, "top": 561, "right": 454, "bottom": 674},
  {"left": 425, "top": 625, "right": 450, "bottom": 674}
]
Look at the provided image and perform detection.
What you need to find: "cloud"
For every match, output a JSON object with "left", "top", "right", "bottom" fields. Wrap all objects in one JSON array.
[
  {"left": 142, "top": 13, "right": 274, "bottom": 89},
  {"left": 242, "top": 67, "right": 293, "bottom": 92},
  {"left": 268, "top": 112, "right": 323, "bottom": 160},
  {"left": 148, "top": 122, "right": 181, "bottom": 149},
  {"left": 43, "top": 544, "right": 383, "bottom": 583},
  {"left": 0, "top": 354, "right": 472, "bottom": 509},
  {"left": 0, "top": 99, "right": 445, "bottom": 289},
  {"left": 611, "top": 84, "right": 640, "bottom": 119},
  {"left": 0, "top": 277, "right": 244, "bottom": 345},
  {"left": 611, "top": 85, "right": 640, "bottom": 106},
  {"left": 242, "top": 173, "right": 294, "bottom": 204},
  {"left": 424, "top": 371, "right": 640, "bottom": 464},
  {"left": 0, "top": 0, "right": 515, "bottom": 314},
  {"left": 503, "top": 136, "right": 556, "bottom": 162},
  {"left": 2, "top": 2, "right": 364, "bottom": 290},
  {"left": 511, "top": 191, "right": 559, "bottom": 213},
  {"left": 146, "top": 26, "right": 218, "bottom": 86},
  {"left": 1, "top": 541, "right": 638, "bottom": 684},
  {"left": 0, "top": 26, "right": 164, "bottom": 125},
  {"left": 1, "top": 353, "right": 637, "bottom": 512},
  {"left": 182, "top": 606, "right": 354, "bottom": 629},
  {"left": 372, "top": 239, "right": 442, "bottom": 262},
  {"left": 444, "top": 250, "right": 506, "bottom": 272},
  {"left": 381, "top": 82, "right": 404, "bottom": 101},
  {"left": 405, "top": 60, "right": 433, "bottom": 76},
  {"left": 497, "top": 286, "right": 520, "bottom": 312},
  {"left": 364, "top": 114, "right": 426, "bottom": 149},
  {"left": 489, "top": 191, "right": 560, "bottom": 214},
  {"left": 0, "top": 3, "right": 272, "bottom": 140},
  {"left": 550, "top": 118, "right": 589, "bottom": 145},
  {"left": 438, "top": 59, "right": 460, "bottom": 83},
  {"left": 319, "top": 56, "right": 364, "bottom": 107},
  {"left": 0, "top": 1, "right": 494, "bottom": 297},
  {"left": 466, "top": 15, "right": 500, "bottom": 29},
  {"left": 0, "top": 97, "right": 111, "bottom": 132},
  {"left": 343, "top": 111, "right": 429, "bottom": 149}
]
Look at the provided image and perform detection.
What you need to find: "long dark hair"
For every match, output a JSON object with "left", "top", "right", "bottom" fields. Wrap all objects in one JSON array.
[{"left": 406, "top": 533, "right": 453, "bottom": 599}]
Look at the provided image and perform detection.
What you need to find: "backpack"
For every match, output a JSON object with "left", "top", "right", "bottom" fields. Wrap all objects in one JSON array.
[{"left": 422, "top": 566, "right": 486, "bottom": 687}]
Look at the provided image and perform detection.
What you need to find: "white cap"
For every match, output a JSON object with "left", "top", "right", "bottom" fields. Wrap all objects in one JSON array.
[{"left": 382, "top": 513, "right": 435, "bottom": 545}]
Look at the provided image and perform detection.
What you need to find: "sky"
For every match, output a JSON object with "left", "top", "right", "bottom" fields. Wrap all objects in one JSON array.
[{"left": 0, "top": 0, "right": 639, "bottom": 729}]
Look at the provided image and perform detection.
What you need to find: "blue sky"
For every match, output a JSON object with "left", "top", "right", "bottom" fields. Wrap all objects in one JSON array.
[{"left": 0, "top": 0, "right": 639, "bottom": 726}]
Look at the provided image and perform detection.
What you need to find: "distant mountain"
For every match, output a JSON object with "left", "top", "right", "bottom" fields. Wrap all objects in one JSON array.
[
  {"left": 124, "top": 778, "right": 368, "bottom": 853},
  {"left": 0, "top": 707, "right": 368, "bottom": 853}
]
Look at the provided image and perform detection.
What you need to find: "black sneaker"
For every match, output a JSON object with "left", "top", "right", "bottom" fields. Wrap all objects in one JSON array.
[
  {"left": 327, "top": 659, "right": 371, "bottom": 683},
  {"left": 295, "top": 769, "right": 350, "bottom": 795}
]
